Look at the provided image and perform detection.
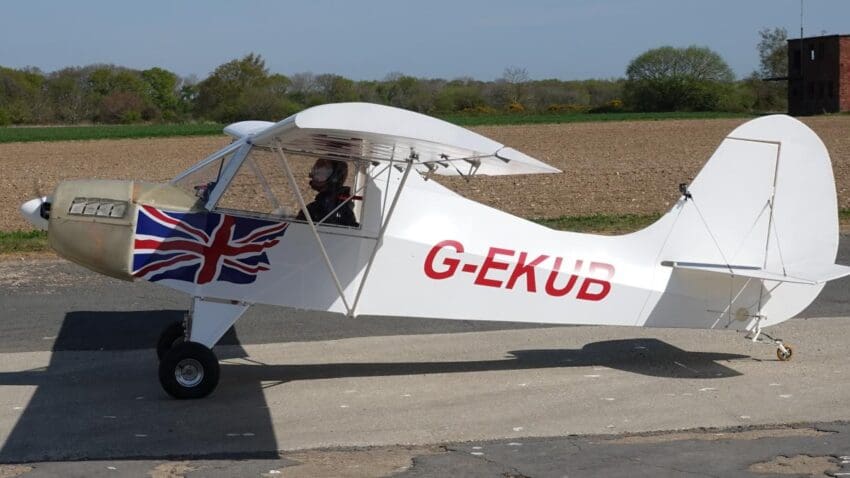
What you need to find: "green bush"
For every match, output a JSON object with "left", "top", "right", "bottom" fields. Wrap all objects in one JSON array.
[
  {"left": 458, "top": 105, "right": 497, "bottom": 115},
  {"left": 435, "top": 85, "right": 487, "bottom": 113},
  {"left": 120, "top": 110, "right": 142, "bottom": 123},
  {"left": 547, "top": 104, "right": 591, "bottom": 114},
  {"left": 588, "top": 99, "right": 625, "bottom": 114},
  {"left": 624, "top": 46, "right": 736, "bottom": 112},
  {"left": 507, "top": 102, "right": 525, "bottom": 113}
]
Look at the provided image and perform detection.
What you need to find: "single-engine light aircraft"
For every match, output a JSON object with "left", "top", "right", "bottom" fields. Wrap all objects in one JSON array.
[{"left": 20, "top": 103, "right": 850, "bottom": 399}]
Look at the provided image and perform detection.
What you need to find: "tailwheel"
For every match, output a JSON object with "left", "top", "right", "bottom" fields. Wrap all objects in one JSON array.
[
  {"left": 776, "top": 342, "right": 793, "bottom": 362},
  {"left": 156, "top": 321, "right": 185, "bottom": 361},
  {"left": 747, "top": 318, "right": 794, "bottom": 362},
  {"left": 159, "top": 341, "right": 220, "bottom": 399}
]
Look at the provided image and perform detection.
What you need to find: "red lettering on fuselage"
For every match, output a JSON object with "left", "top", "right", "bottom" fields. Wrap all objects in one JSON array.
[
  {"left": 506, "top": 252, "right": 549, "bottom": 292},
  {"left": 423, "top": 240, "right": 615, "bottom": 301},
  {"left": 474, "top": 247, "right": 514, "bottom": 287},
  {"left": 576, "top": 262, "right": 615, "bottom": 301},
  {"left": 545, "top": 258, "right": 582, "bottom": 297},
  {"left": 424, "top": 240, "right": 464, "bottom": 279}
]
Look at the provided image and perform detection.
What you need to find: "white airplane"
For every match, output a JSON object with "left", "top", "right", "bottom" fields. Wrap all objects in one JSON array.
[{"left": 20, "top": 103, "right": 850, "bottom": 399}]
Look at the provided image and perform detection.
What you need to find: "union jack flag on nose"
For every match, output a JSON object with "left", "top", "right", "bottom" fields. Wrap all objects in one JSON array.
[{"left": 133, "top": 205, "right": 288, "bottom": 284}]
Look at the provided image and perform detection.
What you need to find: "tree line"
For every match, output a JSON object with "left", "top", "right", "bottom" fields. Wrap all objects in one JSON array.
[{"left": 0, "top": 28, "right": 787, "bottom": 126}]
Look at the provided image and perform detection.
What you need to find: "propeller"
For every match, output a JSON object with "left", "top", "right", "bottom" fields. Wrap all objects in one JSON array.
[{"left": 20, "top": 179, "right": 51, "bottom": 231}]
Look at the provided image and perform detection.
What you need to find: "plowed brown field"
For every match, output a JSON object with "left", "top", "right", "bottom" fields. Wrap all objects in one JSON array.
[{"left": 1, "top": 116, "right": 849, "bottom": 232}]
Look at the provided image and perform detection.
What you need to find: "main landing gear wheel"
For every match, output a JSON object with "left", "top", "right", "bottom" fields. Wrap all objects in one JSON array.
[
  {"left": 158, "top": 341, "right": 220, "bottom": 399},
  {"left": 776, "top": 342, "right": 794, "bottom": 361},
  {"left": 156, "top": 321, "right": 185, "bottom": 361}
]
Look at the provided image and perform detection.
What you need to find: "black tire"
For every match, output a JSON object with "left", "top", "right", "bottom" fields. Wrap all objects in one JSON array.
[
  {"left": 156, "top": 321, "right": 185, "bottom": 361},
  {"left": 158, "top": 341, "right": 220, "bottom": 399}
]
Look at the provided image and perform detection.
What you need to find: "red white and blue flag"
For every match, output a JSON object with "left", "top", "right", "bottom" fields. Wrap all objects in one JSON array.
[{"left": 132, "top": 205, "right": 288, "bottom": 284}]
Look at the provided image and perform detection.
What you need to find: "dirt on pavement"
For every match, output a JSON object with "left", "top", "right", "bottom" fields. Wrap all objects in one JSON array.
[{"left": 1, "top": 116, "right": 849, "bottom": 232}]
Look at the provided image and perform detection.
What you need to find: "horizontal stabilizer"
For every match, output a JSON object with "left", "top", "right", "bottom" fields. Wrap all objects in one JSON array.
[{"left": 662, "top": 261, "right": 850, "bottom": 285}]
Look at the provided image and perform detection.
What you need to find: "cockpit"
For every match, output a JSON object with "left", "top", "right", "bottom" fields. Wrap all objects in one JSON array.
[{"left": 173, "top": 143, "right": 368, "bottom": 230}]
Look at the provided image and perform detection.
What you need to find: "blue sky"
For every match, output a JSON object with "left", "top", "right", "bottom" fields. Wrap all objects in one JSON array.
[{"left": 2, "top": 0, "right": 848, "bottom": 81}]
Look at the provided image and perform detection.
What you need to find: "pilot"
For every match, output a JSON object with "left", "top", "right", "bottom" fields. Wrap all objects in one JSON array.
[{"left": 296, "top": 158, "right": 358, "bottom": 227}]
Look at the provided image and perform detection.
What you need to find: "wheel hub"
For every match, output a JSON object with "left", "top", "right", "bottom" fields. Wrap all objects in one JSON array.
[{"left": 175, "top": 358, "right": 204, "bottom": 387}]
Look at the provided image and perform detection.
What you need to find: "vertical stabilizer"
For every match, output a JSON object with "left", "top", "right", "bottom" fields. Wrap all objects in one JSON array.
[{"left": 641, "top": 115, "right": 840, "bottom": 328}]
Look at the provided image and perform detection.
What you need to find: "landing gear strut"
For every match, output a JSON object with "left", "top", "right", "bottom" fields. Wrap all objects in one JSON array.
[
  {"left": 748, "top": 316, "right": 794, "bottom": 362},
  {"left": 154, "top": 298, "right": 248, "bottom": 399}
]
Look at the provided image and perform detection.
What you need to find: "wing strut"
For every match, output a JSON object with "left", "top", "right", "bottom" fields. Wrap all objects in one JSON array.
[
  {"left": 271, "top": 144, "right": 414, "bottom": 317},
  {"left": 274, "top": 143, "right": 353, "bottom": 314},
  {"left": 350, "top": 156, "right": 414, "bottom": 317}
]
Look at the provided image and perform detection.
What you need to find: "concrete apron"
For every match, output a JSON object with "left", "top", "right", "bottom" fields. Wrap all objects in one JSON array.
[{"left": 0, "top": 317, "right": 847, "bottom": 462}]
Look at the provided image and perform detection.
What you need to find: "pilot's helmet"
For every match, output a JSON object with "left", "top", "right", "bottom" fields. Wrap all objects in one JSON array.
[{"left": 310, "top": 158, "right": 348, "bottom": 189}]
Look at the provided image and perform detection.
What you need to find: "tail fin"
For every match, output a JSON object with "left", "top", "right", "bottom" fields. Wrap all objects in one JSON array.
[{"left": 647, "top": 115, "right": 848, "bottom": 327}]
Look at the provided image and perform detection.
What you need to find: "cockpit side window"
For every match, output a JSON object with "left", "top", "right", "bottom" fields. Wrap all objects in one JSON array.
[{"left": 212, "top": 148, "right": 365, "bottom": 229}]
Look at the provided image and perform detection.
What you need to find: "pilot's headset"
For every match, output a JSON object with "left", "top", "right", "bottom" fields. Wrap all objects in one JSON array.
[{"left": 326, "top": 160, "right": 348, "bottom": 188}]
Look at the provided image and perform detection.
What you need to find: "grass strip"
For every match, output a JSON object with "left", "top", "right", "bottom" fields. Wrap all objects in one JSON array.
[
  {"left": 0, "top": 212, "right": 662, "bottom": 256},
  {"left": 442, "top": 111, "right": 753, "bottom": 126},
  {"left": 0, "top": 112, "right": 756, "bottom": 143},
  {"left": 535, "top": 213, "right": 662, "bottom": 234},
  {"left": 0, "top": 230, "right": 48, "bottom": 254},
  {"left": 0, "top": 123, "right": 225, "bottom": 143}
]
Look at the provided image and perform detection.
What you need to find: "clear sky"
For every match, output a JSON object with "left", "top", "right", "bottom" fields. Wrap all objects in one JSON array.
[{"left": 2, "top": 0, "right": 848, "bottom": 81}]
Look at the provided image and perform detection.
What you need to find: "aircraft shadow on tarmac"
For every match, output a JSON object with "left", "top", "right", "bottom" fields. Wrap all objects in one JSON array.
[
  {"left": 0, "top": 310, "right": 272, "bottom": 463},
  {"left": 0, "top": 309, "right": 748, "bottom": 463},
  {"left": 222, "top": 338, "right": 748, "bottom": 386}
]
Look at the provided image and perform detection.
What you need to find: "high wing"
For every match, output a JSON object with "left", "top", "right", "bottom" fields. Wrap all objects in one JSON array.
[{"left": 223, "top": 103, "right": 561, "bottom": 177}]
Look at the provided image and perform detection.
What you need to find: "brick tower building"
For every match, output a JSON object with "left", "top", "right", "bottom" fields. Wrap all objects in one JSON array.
[{"left": 787, "top": 34, "right": 850, "bottom": 115}]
